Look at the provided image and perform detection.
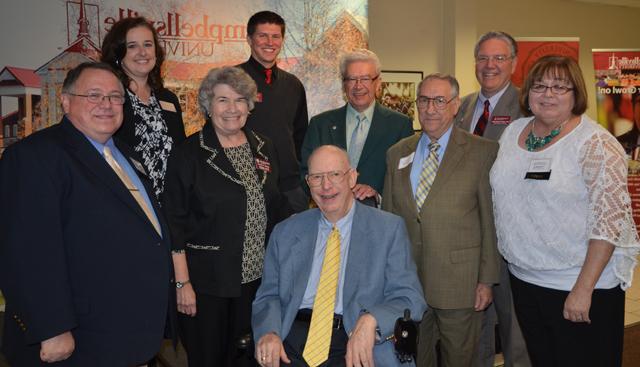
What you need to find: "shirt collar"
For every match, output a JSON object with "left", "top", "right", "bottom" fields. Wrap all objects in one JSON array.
[
  {"left": 247, "top": 56, "right": 279, "bottom": 74},
  {"left": 319, "top": 198, "right": 357, "bottom": 233},
  {"left": 479, "top": 83, "right": 511, "bottom": 108},
  {"left": 346, "top": 101, "right": 376, "bottom": 123}
]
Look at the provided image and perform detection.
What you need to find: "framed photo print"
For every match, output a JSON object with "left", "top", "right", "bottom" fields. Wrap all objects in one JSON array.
[{"left": 377, "top": 70, "right": 424, "bottom": 130}]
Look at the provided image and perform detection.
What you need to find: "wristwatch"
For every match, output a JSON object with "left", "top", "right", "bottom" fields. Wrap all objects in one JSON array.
[{"left": 176, "top": 280, "right": 191, "bottom": 289}]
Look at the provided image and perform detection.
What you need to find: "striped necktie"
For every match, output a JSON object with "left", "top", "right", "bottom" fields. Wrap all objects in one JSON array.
[
  {"left": 415, "top": 141, "right": 440, "bottom": 211},
  {"left": 103, "top": 146, "right": 161, "bottom": 235},
  {"left": 303, "top": 227, "right": 341, "bottom": 367}
]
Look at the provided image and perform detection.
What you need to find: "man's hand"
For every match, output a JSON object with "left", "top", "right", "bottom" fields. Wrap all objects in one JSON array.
[
  {"left": 352, "top": 184, "right": 377, "bottom": 201},
  {"left": 563, "top": 288, "right": 592, "bottom": 323},
  {"left": 177, "top": 283, "right": 197, "bottom": 316},
  {"left": 346, "top": 313, "right": 377, "bottom": 367},
  {"left": 255, "top": 333, "right": 290, "bottom": 367},
  {"left": 474, "top": 283, "right": 493, "bottom": 311},
  {"left": 40, "top": 331, "right": 75, "bottom": 363}
]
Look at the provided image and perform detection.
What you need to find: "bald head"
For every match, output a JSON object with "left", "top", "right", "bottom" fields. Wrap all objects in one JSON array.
[{"left": 306, "top": 145, "right": 357, "bottom": 224}]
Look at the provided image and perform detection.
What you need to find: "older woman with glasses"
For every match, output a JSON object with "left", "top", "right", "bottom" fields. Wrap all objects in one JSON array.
[
  {"left": 163, "top": 66, "right": 291, "bottom": 366},
  {"left": 490, "top": 55, "right": 639, "bottom": 366}
]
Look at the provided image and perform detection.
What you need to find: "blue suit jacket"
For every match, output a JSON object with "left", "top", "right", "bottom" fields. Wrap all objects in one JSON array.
[
  {"left": 0, "top": 118, "right": 174, "bottom": 366},
  {"left": 252, "top": 202, "right": 426, "bottom": 366}
]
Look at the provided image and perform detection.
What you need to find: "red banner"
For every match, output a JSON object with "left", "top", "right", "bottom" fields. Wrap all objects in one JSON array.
[{"left": 512, "top": 38, "right": 580, "bottom": 88}]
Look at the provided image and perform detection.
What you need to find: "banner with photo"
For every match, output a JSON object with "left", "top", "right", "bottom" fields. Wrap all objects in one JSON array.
[
  {"left": 512, "top": 37, "right": 580, "bottom": 88},
  {"left": 593, "top": 49, "right": 640, "bottom": 230},
  {"left": 0, "top": 0, "right": 368, "bottom": 145}
]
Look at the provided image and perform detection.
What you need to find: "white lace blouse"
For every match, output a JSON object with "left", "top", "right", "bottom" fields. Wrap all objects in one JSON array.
[{"left": 490, "top": 115, "right": 639, "bottom": 290}]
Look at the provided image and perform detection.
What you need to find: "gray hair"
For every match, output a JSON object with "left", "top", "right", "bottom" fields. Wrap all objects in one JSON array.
[
  {"left": 62, "top": 62, "right": 123, "bottom": 94},
  {"left": 418, "top": 73, "right": 460, "bottom": 98},
  {"left": 198, "top": 66, "right": 257, "bottom": 115},
  {"left": 339, "top": 49, "right": 382, "bottom": 79},
  {"left": 474, "top": 31, "right": 518, "bottom": 58}
]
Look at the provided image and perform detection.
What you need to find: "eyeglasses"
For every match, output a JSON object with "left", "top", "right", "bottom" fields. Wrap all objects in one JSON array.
[
  {"left": 343, "top": 75, "right": 379, "bottom": 85},
  {"left": 415, "top": 96, "right": 455, "bottom": 110},
  {"left": 530, "top": 84, "right": 574, "bottom": 95},
  {"left": 306, "top": 169, "right": 351, "bottom": 187},
  {"left": 475, "top": 55, "right": 512, "bottom": 64},
  {"left": 67, "top": 92, "right": 126, "bottom": 105}
]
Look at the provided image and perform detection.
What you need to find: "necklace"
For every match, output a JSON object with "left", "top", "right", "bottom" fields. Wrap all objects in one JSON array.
[{"left": 525, "top": 118, "right": 569, "bottom": 152}]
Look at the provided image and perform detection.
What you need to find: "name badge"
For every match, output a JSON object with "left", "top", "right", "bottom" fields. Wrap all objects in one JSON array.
[
  {"left": 491, "top": 115, "right": 511, "bottom": 125},
  {"left": 256, "top": 92, "right": 263, "bottom": 103},
  {"left": 159, "top": 100, "right": 177, "bottom": 112},
  {"left": 398, "top": 152, "right": 415, "bottom": 169},
  {"left": 255, "top": 158, "right": 271, "bottom": 173},
  {"left": 525, "top": 158, "right": 552, "bottom": 180}
]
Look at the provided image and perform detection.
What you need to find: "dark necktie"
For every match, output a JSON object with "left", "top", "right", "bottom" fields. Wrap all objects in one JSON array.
[
  {"left": 473, "top": 100, "right": 490, "bottom": 136},
  {"left": 265, "top": 69, "right": 273, "bottom": 85}
]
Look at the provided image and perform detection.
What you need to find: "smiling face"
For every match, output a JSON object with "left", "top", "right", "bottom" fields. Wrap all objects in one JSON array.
[
  {"left": 417, "top": 78, "right": 460, "bottom": 140},
  {"left": 62, "top": 68, "right": 124, "bottom": 144},
  {"left": 209, "top": 83, "right": 250, "bottom": 137},
  {"left": 307, "top": 146, "right": 357, "bottom": 224},
  {"left": 528, "top": 74, "right": 575, "bottom": 125},
  {"left": 475, "top": 38, "right": 517, "bottom": 98},
  {"left": 247, "top": 23, "right": 283, "bottom": 68},
  {"left": 121, "top": 26, "right": 157, "bottom": 83},
  {"left": 343, "top": 60, "right": 380, "bottom": 112}
]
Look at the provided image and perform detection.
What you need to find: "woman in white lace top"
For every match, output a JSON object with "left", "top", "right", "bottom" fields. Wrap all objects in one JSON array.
[{"left": 490, "top": 55, "right": 639, "bottom": 367}]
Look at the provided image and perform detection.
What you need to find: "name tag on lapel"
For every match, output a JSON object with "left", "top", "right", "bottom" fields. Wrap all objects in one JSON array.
[
  {"left": 255, "top": 158, "right": 271, "bottom": 173},
  {"left": 398, "top": 152, "right": 415, "bottom": 169},
  {"left": 130, "top": 158, "right": 147, "bottom": 176},
  {"left": 256, "top": 92, "right": 263, "bottom": 103},
  {"left": 159, "top": 100, "right": 177, "bottom": 112},
  {"left": 491, "top": 115, "right": 511, "bottom": 125}
]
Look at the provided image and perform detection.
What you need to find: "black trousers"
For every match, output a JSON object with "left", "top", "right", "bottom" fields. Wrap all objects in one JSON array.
[
  {"left": 282, "top": 312, "right": 349, "bottom": 367},
  {"left": 179, "top": 280, "right": 259, "bottom": 367},
  {"left": 510, "top": 273, "right": 625, "bottom": 367}
]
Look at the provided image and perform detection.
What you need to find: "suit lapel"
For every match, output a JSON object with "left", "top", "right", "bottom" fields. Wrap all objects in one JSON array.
[
  {"left": 246, "top": 129, "right": 269, "bottom": 186},
  {"left": 424, "top": 127, "right": 466, "bottom": 203},
  {"left": 290, "top": 211, "right": 320, "bottom": 305},
  {"left": 460, "top": 93, "right": 479, "bottom": 131},
  {"left": 59, "top": 118, "right": 160, "bottom": 235},
  {"left": 199, "top": 122, "right": 243, "bottom": 186},
  {"left": 400, "top": 135, "right": 421, "bottom": 217},
  {"left": 342, "top": 202, "right": 366, "bottom": 308},
  {"left": 357, "top": 102, "right": 385, "bottom": 168},
  {"left": 328, "top": 105, "right": 348, "bottom": 149}
]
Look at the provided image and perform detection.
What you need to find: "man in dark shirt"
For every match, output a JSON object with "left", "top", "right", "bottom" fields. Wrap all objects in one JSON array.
[{"left": 239, "top": 11, "right": 309, "bottom": 212}]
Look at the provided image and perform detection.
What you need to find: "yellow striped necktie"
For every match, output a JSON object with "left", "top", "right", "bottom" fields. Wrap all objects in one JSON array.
[
  {"left": 303, "top": 227, "right": 341, "bottom": 367},
  {"left": 103, "top": 146, "right": 161, "bottom": 235},
  {"left": 415, "top": 141, "right": 440, "bottom": 211}
]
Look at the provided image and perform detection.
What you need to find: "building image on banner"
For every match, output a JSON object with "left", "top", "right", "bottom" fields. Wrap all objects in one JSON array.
[{"left": 0, "top": 0, "right": 369, "bottom": 151}]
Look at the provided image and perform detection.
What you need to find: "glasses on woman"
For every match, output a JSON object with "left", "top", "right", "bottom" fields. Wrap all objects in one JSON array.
[
  {"left": 306, "top": 169, "right": 351, "bottom": 187},
  {"left": 530, "top": 84, "right": 574, "bottom": 95},
  {"left": 415, "top": 96, "right": 455, "bottom": 110}
]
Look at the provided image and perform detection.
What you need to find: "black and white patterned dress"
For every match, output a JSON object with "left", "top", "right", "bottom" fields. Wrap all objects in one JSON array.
[
  {"left": 224, "top": 142, "right": 268, "bottom": 284},
  {"left": 127, "top": 89, "right": 174, "bottom": 199}
]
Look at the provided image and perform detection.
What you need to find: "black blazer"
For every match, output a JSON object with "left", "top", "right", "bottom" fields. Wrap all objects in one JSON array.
[
  {"left": 163, "top": 122, "right": 291, "bottom": 298},
  {"left": 0, "top": 118, "right": 175, "bottom": 366},
  {"left": 117, "top": 88, "right": 186, "bottom": 147}
]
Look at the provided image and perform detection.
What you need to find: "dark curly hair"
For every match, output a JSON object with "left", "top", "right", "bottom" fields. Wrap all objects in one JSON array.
[{"left": 101, "top": 17, "right": 165, "bottom": 91}]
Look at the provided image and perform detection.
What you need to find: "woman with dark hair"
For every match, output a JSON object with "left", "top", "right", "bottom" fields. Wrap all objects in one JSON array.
[
  {"left": 101, "top": 16, "right": 185, "bottom": 200},
  {"left": 490, "top": 55, "right": 639, "bottom": 366}
]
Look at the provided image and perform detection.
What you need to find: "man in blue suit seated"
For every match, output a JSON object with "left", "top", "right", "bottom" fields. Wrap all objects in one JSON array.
[{"left": 252, "top": 145, "right": 426, "bottom": 367}]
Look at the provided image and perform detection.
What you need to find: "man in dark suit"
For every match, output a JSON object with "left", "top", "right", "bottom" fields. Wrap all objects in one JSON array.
[
  {"left": 0, "top": 62, "right": 173, "bottom": 366},
  {"left": 383, "top": 74, "right": 500, "bottom": 367},
  {"left": 239, "top": 11, "right": 309, "bottom": 212},
  {"left": 455, "top": 31, "right": 530, "bottom": 367},
  {"left": 301, "top": 49, "right": 414, "bottom": 204},
  {"left": 252, "top": 145, "right": 426, "bottom": 367}
]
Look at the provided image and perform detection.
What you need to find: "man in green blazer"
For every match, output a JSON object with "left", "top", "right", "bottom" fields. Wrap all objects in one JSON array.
[
  {"left": 300, "top": 49, "right": 414, "bottom": 204},
  {"left": 383, "top": 73, "right": 500, "bottom": 367}
]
